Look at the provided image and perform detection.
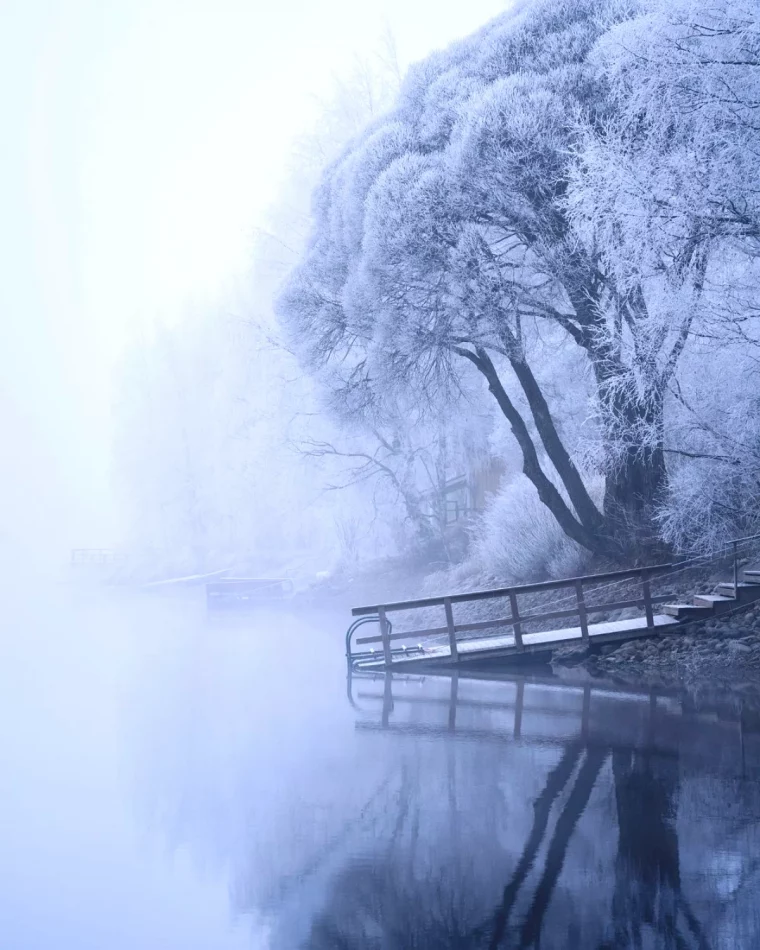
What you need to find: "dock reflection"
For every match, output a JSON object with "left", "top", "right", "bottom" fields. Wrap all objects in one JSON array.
[
  {"left": 316, "top": 672, "right": 760, "bottom": 949},
  {"left": 350, "top": 671, "right": 760, "bottom": 775}
]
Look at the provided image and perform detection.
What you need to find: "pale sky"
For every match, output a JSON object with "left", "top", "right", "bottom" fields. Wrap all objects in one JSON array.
[{"left": 0, "top": 0, "right": 507, "bottom": 549}]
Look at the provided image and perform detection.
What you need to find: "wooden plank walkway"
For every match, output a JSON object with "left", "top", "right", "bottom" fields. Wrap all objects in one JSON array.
[
  {"left": 354, "top": 613, "right": 678, "bottom": 671},
  {"left": 346, "top": 539, "right": 760, "bottom": 672}
]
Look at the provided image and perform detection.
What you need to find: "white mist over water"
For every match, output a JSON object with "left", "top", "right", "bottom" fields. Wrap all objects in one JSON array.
[
  {"left": 0, "top": 0, "right": 508, "bottom": 557},
  {"left": 1, "top": 3, "right": 519, "bottom": 941}
]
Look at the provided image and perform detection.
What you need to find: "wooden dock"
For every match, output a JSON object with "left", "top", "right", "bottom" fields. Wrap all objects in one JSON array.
[{"left": 346, "top": 541, "right": 760, "bottom": 672}]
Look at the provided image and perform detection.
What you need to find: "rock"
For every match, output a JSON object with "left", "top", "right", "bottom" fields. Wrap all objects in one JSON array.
[
  {"left": 728, "top": 641, "right": 752, "bottom": 654},
  {"left": 617, "top": 607, "right": 641, "bottom": 622},
  {"left": 553, "top": 645, "right": 589, "bottom": 667}
]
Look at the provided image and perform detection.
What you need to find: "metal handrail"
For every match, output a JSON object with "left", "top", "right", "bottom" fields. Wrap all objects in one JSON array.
[
  {"left": 726, "top": 531, "right": 760, "bottom": 546},
  {"left": 351, "top": 562, "right": 677, "bottom": 616},
  {"left": 352, "top": 533, "right": 760, "bottom": 618},
  {"left": 346, "top": 615, "right": 394, "bottom": 667}
]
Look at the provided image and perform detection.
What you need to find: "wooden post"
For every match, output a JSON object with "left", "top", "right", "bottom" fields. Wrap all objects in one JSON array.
[
  {"left": 647, "top": 692, "right": 657, "bottom": 743},
  {"left": 513, "top": 680, "right": 524, "bottom": 738},
  {"left": 641, "top": 570, "right": 654, "bottom": 628},
  {"left": 581, "top": 684, "right": 591, "bottom": 740},
  {"left": 509, "top": 591, "right": 524, "bottom": 649},
  {"left": 733, "top": 540, "right": 739, "bottom": 599},
  {"left": 378, "top": 607, "right": 393, "bottom": 666},
  {"left": 575, "top": 580, "right": 589, "bottom": 642},
  {"left": 382, "top": 673, "right": 394, "bottom": 727},
  {"left": 448, "top": 673, "right": 459, "bottom": 732},
  {"left": 444, "top": 597, "right": 459, "bottom": 662}
]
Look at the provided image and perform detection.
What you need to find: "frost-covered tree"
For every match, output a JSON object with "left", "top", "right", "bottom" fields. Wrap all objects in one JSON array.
[
  {"left": 577, "top": 0, "right": 760, "bottom": 270},
  {"left": 571, "top": 0, "right": 760, "bottom": 550},
  {"left": 279, "top": 0, "right": 713, "bottom": 557}
]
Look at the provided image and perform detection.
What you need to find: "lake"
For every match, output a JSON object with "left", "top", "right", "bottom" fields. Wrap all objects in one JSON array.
[{"left": 1, "top": 578, "right": 759, "bottom": 948}]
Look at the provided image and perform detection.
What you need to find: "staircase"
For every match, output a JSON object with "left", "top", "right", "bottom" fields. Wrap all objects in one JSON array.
[{"left": 661, "top": 569, "right": 760, "bottom": 621}]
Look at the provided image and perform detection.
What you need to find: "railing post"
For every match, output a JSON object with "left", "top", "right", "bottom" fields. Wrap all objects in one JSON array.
[
  {"left": 575, "top": 580, "right": 589, "bottom": 642},
  {"left": 733, "top": 540, "right": 739, "bottom": 599},
  {"left": 444, "top": 597, "right": 459, "bottom": 662},
  {"left": 378, "top": 607, "right": 393, "bottom": 667},
  {"left": 509, "top": 591, "right": 524, "bottom": 649},
  {"left": 513, "top": 679, "right": 524, "bottom": 738},
  {"left": 382, "top": 672, "right": 394, "bottom": 727},
  {"left": 448, "top": 672, "right": 459, "bottom": 732},
  {"left": 641, "top": 570, "right": 654, "bottom": 628},
  {"left": 647, "top": 692, "right": 657, "bottom": 743},
  {"left": 581, "top": 684, "right": 591, "bottom": 740}
]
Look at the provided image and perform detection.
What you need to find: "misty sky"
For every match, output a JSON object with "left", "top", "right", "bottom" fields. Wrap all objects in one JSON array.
[{"left": 0, "top": 0, "right": 507, "bottom": 550}]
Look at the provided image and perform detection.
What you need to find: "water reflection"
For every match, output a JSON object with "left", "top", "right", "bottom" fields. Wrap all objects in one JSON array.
[
  {"left": 15, "top": 596, "right": 760, "bottom": 946},
  {"left": 115, "top": 606, "right": 760, "bottom": 949},
  {"left": 304, "top": 672, "right": 760, "bottom": 949}
]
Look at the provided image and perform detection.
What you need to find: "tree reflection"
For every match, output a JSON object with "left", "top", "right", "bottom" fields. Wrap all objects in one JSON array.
[
  {"left": 302, "top": 675, "right": 745, "bottom": 949},
  {"left": 485, "top": 743, "right": 584, "bottom": 948},
  {"left": 306, "top": 856, "right": 488, "bottom": 949},
  {"left": 602, "top": 750, "right": 709, "bottom": 950}
]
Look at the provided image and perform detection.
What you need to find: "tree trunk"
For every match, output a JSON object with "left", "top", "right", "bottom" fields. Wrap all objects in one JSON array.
[
  {"left": 456, "top": 347, "right": 614, "bottom": 556},
  {"left": 602, "top": 386, "right": 669, "bottom": 555},
  {"left": 457, "top": 315, "right": 670, "bottom": 558}
]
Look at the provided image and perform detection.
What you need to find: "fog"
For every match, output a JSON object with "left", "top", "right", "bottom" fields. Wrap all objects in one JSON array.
[
  {"left": 5, "top": 0, "right": 760, "bottom": 947},
  {"left": 0, "top": 0, "right": 507, "bottom": 560}
]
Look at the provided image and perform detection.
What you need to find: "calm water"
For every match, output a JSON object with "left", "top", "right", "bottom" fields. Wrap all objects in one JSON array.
[{"left": 2, "top": 579, "right": 759, "bottom": 948}]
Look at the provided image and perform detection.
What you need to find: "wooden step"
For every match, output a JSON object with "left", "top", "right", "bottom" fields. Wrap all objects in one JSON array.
[
  {"left": 663, "top": 603, "right": 713, "bottom": 620},
  {"left": 693, "top": 593, "right": 734, "bottom": 609},
  {"left": 716, "top": 582, "right": 760, "bottom": 599},
  {"left": 744, "top": 571, "right": 760, "bottom": 579}
]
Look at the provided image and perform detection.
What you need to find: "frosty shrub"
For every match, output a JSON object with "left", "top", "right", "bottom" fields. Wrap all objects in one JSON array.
[
  {"left": 469, "top": 478, "right": 592, "bottom": 584},
  {"left": 658, "top": 447, "right": 760, "bottom": 555}
]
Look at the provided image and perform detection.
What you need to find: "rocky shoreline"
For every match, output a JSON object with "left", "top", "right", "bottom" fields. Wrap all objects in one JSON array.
[{"left": 551, "top": 602, "right": 760, "bottom": 688}]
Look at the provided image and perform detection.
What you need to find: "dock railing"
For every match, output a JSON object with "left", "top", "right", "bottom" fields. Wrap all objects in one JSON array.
[
  {"left": 346, "top": 532, "right": 760, "bottom": 669},
  {"left": 347, "top": 564, "right": 673, "bottom": 667}
]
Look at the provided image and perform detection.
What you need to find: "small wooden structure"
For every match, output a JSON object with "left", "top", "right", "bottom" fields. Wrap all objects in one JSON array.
[
  {"left": 206, "top": 576, "right": 295, "bottom": 608},
  {"left": 421, "top": 457, "right": 508, "bottom": 526},
  {"left": 71, "top": 548, "right": 125, "bottom": 567},
  {"left": 346, "top": 536, "right": 760, "bottom": 672}
]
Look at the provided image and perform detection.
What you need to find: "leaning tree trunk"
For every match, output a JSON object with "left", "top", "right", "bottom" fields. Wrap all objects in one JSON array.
[
  {"left": 601, "top": 383, "right": 669, "bottom": 556},
  {"left": 457, "top": 346, "right": 614, "bottom": 557},
  {"left": 455, "top": 325, "right": 671, "bottom": 559}
]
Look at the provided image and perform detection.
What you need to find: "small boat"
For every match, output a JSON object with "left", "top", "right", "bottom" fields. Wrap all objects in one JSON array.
[
  {"left": 144, "top": 568, "right": 230, "bottom": 589},
  {"left": 205, "top": 576, "right": 295, "bottom": 608}
]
